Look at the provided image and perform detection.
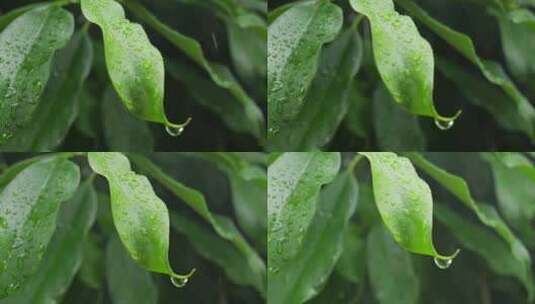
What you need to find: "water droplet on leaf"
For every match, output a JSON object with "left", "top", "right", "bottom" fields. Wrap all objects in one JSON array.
[
  {"left": 171, "top": 276, "right": 189, "bottom": 288},
  {"left": 434, "top": 118, "right": 454, "bottom": 130},
  {"left": 165, "top": 125, "right": 185, "bottom": 137},
  {"left": 434, "top": 256, "right": 453, "bottom": 269}
]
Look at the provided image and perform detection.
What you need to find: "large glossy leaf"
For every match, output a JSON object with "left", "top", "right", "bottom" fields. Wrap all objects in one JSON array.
[
  {"left": 267, "top": 0, "right": 343, "bottom": 137},
  {"left": 80, "top": 0, "right": 190, "bottom": 132},
  {"left": 367, "top": 224, "right": 419, "bottom": 304},
  {"left": 435, "top": 203, "right": 535, "bottom": 300},
  {"left": 0, "top": 5, "right": 74, "bottom": 144},
  {"left": 121, "top": 0, "right": 264, "bottom": 140},
  {"left": 106, "top": 235, "right": 158, "bottom": 304},
  {"left": 268, "top": 152, "right": 341, "bottom": 275},
  {"left": 269, "top": 22, "right": 362, "bottom": 150},
  {"left": 268, "top": 171, "right": 358, "bottom": 304},
  {"left": 2, "top": 30, "right": 93, "bottom": 151},
  {"left": 0, "top": 179, "right": 97, "bottom": 304},
  {"left": 87, "top": 152, "right": 193, "bottom": 283},
  {"left": 395, "top": 0, "right": 535, "bottom": 139},
  {"left": 373, "top": 85, "right": 426, "bottom": 150},
  {"left": 102, "top": 87, "right": 154, "bottom": 152},
  {"left": 408, "top": 153, "right": 532, "bottom": 271},
  {"left": 0, "top": 157, "right": 80, "bottom": 298},
  {"left": 360, "top": 152, "right": 456, "bottom": 259},
  {"left": 349, "top": 0, "right": 458, "bottom": 123},
  {"left": 483, "top": 153, "right": 535, "bottom": 242},
  {"left": 170, "top": 212, "right": 264, "bottom": 292},
  {"left": 129, "top": 154, "right": 266, "bottom": 294}
]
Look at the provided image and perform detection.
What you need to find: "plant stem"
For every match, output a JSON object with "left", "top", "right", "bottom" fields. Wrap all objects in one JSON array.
[{"left": 347, "top": 154, "right": 363, "bottom": 173}]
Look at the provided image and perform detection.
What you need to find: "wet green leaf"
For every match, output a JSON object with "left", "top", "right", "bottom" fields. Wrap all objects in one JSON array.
[
  {"left": 87, "top": 152, "right": 193, "bottom": 283},
  {"left": 106, "top": 235, "right": 158, "bottom": 304},
  {"left": 0, "top": 5, "right": 74, "bottom": 144},
  {"left": 2, "top": 30, "right": 93, "bottom": 151},
  {"left": 0, "top": 157, "right": 80, "bottom": 298},
  {"left": 267, "top": 152, "right": 341, "bottom": 275},
  {"left": 269, "top": 22, "right": 362, "bottom": 150},
  {"left": 367, "top": 224, "right": 419, "bottom": 304},
  {"left": 360, "top": 152, "right": 456, "bottom": 259},
  {"left": 349, "top": 0, "right": 458, "bottom": 123},
  {"left": 268, "top": 171, "right": 358, "bottom": 304},
  {"left": 0, "top": 179, "right": 97, "bottom": 304},
  {"left": 80, "top": 0, "right": 189, "bottom": 131},
  {"left": 267, "top": 0, "right": 343, "bottom": 138}
]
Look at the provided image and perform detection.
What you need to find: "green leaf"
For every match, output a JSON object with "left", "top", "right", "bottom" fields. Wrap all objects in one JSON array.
[
  {"left": 128, "top": 154, "right": 266, "bottom": 294},
  {"left": 483, "top": 153, "right": 535, "bottom": 243},
  {"left": 373, "top": 84, "right": 426, "bottom": 150},
  {"left": 170, "top": 212, "right": 264, "bottom": 292},
  {"left": 0, "top": 3, "right": 47, "bottom": 32},
  {"left": 2, "top": 30, "right": 93, "bottom": 151},
  {"left": 0, "top": 157, "right": 80, "bottom": 298},
  {"left": 121, "top": 0, "right": 263, "bottom": 139},
  {"left": 268, "top": 152, "right": 341, "bottom": 275},
  {"left": 344, "top": 80, "right": 372, "bottom": 140},
  {"left": 435, "top": 203, "right": 535, "bottom": 300},
  {"left": 78, "top": 233, "right": 105, "bottom": 290},
  {"left": 395, "top": 0, "right": 535, "bottom": 138},
  {"left": 269, "top": 22, "right": 363, "bottom": 150},
  {"left": 335, "top": 224, "right": 366, "bottom": 284},
  {"left": 360, "top": 152, "right": 456, "bottom": 259},
  {"left": 0, "top": 179, "right": 97, "bottom": 304},
  {"left": 80, "top": 0, "right": 190, "bottom": 132},
  {"left": 87, "top": 152, "right": 193, "bottom": 284},
  {"left": 367, "top": 224, "right": 420, "bottom": 304},
  {"left": 106, "top": 235, "right": 158, "bottom": 304},
  {"left": 0, "top": 5, "right": 74, "bottom": 144},
  {"left": 267, "top": 0, "right": 343, "bottom": 137},
  {"left": 268, "top": 171, "right": 358, "bottom": 304},
  {"left": 349, "top": 0, "right": 459, "bottom": 123},
  {"left": 407, "top": 153, "right": 532, "bottom": 274},
  {"left": 102, "top": 87, "right": 154, "bottom": 152}
]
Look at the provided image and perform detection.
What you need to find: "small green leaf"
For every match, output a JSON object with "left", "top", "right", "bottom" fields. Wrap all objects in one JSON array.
[
  {"left": 87, "top": 152, "right": 194, "bottom": 284},
  {"left": 349, "top": 0, "right": 459, "bottom": 123},
  {"left": 367, "top": 224, "right": 420, "bottom": 304},
  {"left": 268, "top": 171, "right": 358, "bottom": 304},
  {"left": 268, "top": 152, "right": 341, "bottom": 275},
  {"left": 2, "top": 30, "right": 93, "bottom": 151},
  {"left": 106, "top": 235, "right": 158, "bottom": 304},
  {"left": 80, "top": 0, "right": 190, "bottom": 131},
  {"left": 269, "top": 22, "right": 363, "bottom": 150},
  {"left": 0, "top": 5, "right": 74, "bottom": 143},
  {"left": 268, "top": 0, "right": 343, "bottom": 137},
  {"left": 0, "top": 179, "right": 97, "bottom": 304},
  {"left": 0, "top": 157, "right": 80, "bottom": 298},
  {"left": 360, "top": 152, "right": 457, "bottom": 259}
]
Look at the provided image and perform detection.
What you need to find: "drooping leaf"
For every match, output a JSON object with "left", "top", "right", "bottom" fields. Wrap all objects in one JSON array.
[
  {"left": 80, "top": 0, "right": 190, "bottom": 131},
  {"left": 269, "top": 21, "right": 363, "bottom": 150},
  {"left": 268, "top": 171, "right": 358, "bottom": 304},
  {"left": 435, "top": 203, "right": 535, "bottom": 300},
  {"left": 0, "top": 157, "right": 80, "bottom": 298},
  {"left": 0, "top": 5, "right": 74, "bottom": 144},
  {"left": 395, "top": 0, "right": 535, "bottom": 139},
  {"left": 367, "top": 224, "right": 420, "bottom": 304},
  {"left": 87, "top": 152, "right": 194, "bottom": 283},
  {"left": 349, "top": 0, "right": 459, "bottom": 123},
  {"left": 360, "top": 152, "right": 456, "bottom": 259},
  {"left": 101, "top": 87, "right": 154, "bottom": 152},
  {"left": 120, "top": 0, "right": 263, "bottom": 139},
  {"left": 0, "top": 179, "right": 97, "bottom": 304},
  {"left": 106, "top": 235, "right": 158, "bottom": 304},
  {"left": 2, "top": 30, "right": 93, "bottom": 151},
  {"left": 267, "top": 0, "right": 343, "bottom": 138},
  {"left": 408, "top": 153, "right": 532, "bottom": 273},
  {"left": 129, "top": 154, "right": 266, "bottom": 294},
  {"left": 268, "top": 152, "right": 341, "bottom": 275},
  {"left": 170, "top": 212, "right": 264, "bottom": 292}
]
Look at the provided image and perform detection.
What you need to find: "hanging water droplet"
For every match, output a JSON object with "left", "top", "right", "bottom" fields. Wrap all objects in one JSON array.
[
  {"left": 434, "top": 118, "right": 454, "bottom": 130},
  {"left": 165, "top": 125, "right": 185, "bottom": 137},
  {"left": 434, "top": 256, "right": 453, "bottom": 269},
  {"left": 170, "top": 276, "right": 189, "bottom": 288}
]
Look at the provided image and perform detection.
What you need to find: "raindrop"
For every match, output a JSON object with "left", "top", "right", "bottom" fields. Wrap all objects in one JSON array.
[
  {"left": 170, "top": 276, "right": 189, "bottom": 288},
  {"left": 165, "top": 125, "right": 184, "bottom": 137},
  {"left": 434, "top": 257, "right": 453, "bottom": 269},
  {"left": 211, "top": 33, "right": 219, "bottom": 50},
  {"left": 434, "top": 118, "right": 454, "bottom": 131}
]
